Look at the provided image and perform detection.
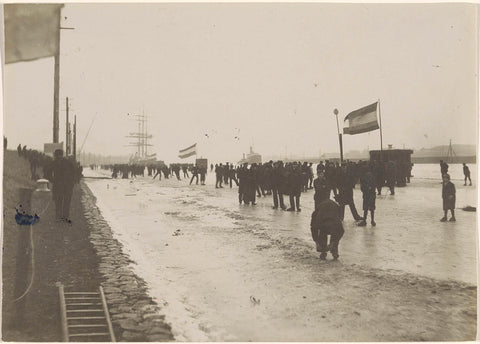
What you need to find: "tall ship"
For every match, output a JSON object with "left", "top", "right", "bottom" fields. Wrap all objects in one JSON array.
[
  {"left": 238, "top": 146, "right": 262, "bottom": 165},
  {"left": 126, "top": 112, "right": 157, "bottom": 164}
]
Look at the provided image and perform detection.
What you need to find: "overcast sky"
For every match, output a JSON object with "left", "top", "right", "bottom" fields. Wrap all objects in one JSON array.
[{"left": 3, "top": 3, "right": 478, "bottom": 163}]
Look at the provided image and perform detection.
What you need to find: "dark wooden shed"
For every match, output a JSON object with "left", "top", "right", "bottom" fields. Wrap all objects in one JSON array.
[{"left": 369, "top": 149, "right": 414, "bottom": 186}]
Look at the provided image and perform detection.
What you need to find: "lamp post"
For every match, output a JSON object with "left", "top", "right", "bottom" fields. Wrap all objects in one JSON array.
[{"left": 333, "top": 108, "right": 344, "bottom": 163}]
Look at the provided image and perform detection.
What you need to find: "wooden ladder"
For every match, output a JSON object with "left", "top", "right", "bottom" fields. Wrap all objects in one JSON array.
[{"left": 58, "top": 283, "right": 116, "bottom": 342}]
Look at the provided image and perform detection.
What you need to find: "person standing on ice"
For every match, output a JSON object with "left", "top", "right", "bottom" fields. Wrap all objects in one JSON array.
[
  {"left": 313, "top": 168, "right": 330, "bottom": 208},
  {"left": 385, "top": 160, "right": 396, "bottom": 195},
  {"left": 287, "top": 163, "right": 302, "bottom": 212},
  {"left": 440, "top": 173, "right": 456, "bottom": 222},
  {"left": 358, "top": 171, "right": 376, "bottom": 227},
  {"left": 189, "top": 165, "right": 199, "bottom": 185},
  {"left": 463, "top": 163, "right": 472, "bottom": 186},
  {"left": 199, "top": 166, "right": 206, "bottom": 185},
  {"left": 271, "top": 161, "right": 286, "bottom": 210},
  {"left": 215, "top": 163, "right": 223, "bottom": 188},
  {"left": 182, "top": 165, "right": 189, "bottom": 178},
  {"left": 336, "top": 164, "right": 363, "bottom": 221},
  {"left": 310, "top": 198, "right": 345, "bottom": 260},
  {"left": 440, "top": 160, "right": 449, "bottom": 177}
]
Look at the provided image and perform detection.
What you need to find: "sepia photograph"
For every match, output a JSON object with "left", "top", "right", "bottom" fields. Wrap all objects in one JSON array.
[{"left": 2, "top": 2, "right": 478, "bottom": 342}]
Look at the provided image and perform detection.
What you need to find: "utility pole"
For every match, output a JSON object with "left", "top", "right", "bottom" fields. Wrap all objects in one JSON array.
[
  {"left": 52, "top": 6, "right": 74, "bottom": 143},
  {"left": 73, "top": 115, "right": 77, "bottom": 161},
  {"left": 65, "top": 97, "right": 69, "bottom": 155},
  {"left": 53, "top": 21, "right": 60, "bottom": 143}
]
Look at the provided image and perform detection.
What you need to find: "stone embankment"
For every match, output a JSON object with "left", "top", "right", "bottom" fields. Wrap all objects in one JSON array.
[{"left": 81, "top": 183, "right": 174, "bottom": 341}]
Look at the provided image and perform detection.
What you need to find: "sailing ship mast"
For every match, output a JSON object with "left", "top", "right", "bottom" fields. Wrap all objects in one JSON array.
[{"left": 126, "top": 111, "right": 153, "bottom": 161}]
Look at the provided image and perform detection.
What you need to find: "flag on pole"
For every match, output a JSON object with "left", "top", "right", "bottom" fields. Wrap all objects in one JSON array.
[
  {"left": 178, "top": 143, "right": 197, "bottom": 159},
  {"left": 343, "top": 102, "right": 379, "bottom": 135},
  {"left": 4, "top": 4, "right": 63, "bottom": 64}
]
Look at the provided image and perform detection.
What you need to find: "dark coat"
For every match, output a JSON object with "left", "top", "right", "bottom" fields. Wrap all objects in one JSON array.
[
  {"left": 314, "top": 177, "right": 330, "bottom": 205},
  {"left": 288, "top": 168, "right": 303, "bottom": 196},
  {"left": 310, "top": 199, "right": 343, "bottom": 237},
  {"left": 442, "top": 181, "right": 456, "bottom": 210},
  {"left": 277, "top": 167, "right": 289, "bottom": 195},
  {"left": 52, "top": 157, "right": 75, "bottom": 195},
  {"left": 336, "top": 173, "right": 354, "bottom": 205},
  {"left": 360, "top": 173, "right": 376, "bottom": 211}
]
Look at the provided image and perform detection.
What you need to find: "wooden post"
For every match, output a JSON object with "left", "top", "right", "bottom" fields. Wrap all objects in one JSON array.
[{"left": 57, "top": 283, "right": 69, "bottom": 342}]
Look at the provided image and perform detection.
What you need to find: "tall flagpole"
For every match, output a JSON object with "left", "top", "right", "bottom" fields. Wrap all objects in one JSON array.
[{"left": 378, "top": 99, "right": 383, "bottom": 151}]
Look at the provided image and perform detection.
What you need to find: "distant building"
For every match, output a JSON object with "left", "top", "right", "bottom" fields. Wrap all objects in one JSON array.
[{"left": 238, "top": 147, "right": 262, "bottom": 165}]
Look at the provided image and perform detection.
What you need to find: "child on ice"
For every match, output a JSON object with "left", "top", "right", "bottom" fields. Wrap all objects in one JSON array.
[{"left": 441, "top": 173, "right": 456, "bottom": 222}]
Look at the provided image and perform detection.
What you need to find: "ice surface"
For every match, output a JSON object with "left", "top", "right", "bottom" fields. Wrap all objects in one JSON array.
[{"left": 84, "top": 163, "right": 477, "bottom": 341}]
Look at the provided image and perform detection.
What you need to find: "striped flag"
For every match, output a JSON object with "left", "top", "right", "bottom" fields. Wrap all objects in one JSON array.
[
  {"left": 4, "top": 4, "right": 63, "bottom": 64},
  {"left": 178, "top": 143, "right": 197, "bottom": 159},
  {"left": 343, "top": 102, "right": 379, "bottom": 135}
]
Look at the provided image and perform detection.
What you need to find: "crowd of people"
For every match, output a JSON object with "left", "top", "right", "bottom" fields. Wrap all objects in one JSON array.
[
  {"left": 95, "top": 157, "right": 472, "bottom": 260},
  {"left": 8, "top": 138, "right": 474, "bottom": 261},
  {"left": 16, "top": 144, "right": 83, "bottom": 184}
]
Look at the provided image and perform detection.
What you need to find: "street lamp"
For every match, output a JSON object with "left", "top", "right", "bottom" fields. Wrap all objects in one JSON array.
[{"left": 333, "top": 108, "right": 344, "bottom": 163}]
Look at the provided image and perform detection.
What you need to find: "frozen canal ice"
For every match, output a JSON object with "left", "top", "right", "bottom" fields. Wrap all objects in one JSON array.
[{"left": 84, "top": 163, "right": 477, "bottom": 341}]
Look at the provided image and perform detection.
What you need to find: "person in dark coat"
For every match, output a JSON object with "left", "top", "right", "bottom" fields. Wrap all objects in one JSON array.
[
  {"left": 229, "top": 165, "right": 238, "bottom": 188},
  {"left": 271, "top": 161, "right": 286, "bottom": 210},
  {"left": 287, "top": 164, "right": 302, "bottom": 211},
  {"left": 335, "top": 165, "right": 362, "bottom": 221},
  {"left": 385, "top": 161, "right": 396, "bottom": 195},
  {"left": 246, "top": 164, "right": 258, "bottom": 205},
  {"left": 52, "top": 149, "right": 75, "bottom": 222},
  {"left": 358, "top": 171, "right": 376, "bottom": 227},
  {"left": 237, "top": 164, "right": 248, "bottom": 204},
  {"left": 189, "top": 165, "right": 199, "bottom": 185},
  {"left": 215, "top": 164, "right": 223, "bottom": 188},
  {"left": 324, "top": 161, "right": 338, "bottom": 197},
  {"left": 463, "top": 163, "right": 472, "bottom": 186},
  {"left": 199, "top": 166, "right": 206, "bottom": 185},
  {"left": 310, "top": 199, "right": 345, "bottom": 260},
  {"left": 171, "top": 165, "right": 180, "bottom": 180},
  {"left": 313, "top": 169, "right": 330, "bottom": 208},
  {"left": 373, "top": 160, "right": 385, "bottom": 195},
  {"left": 224, "top": 163, "right": 230, "bottom": 185},
  {"left": 182, "top": 165, "right": 189, "bottom": 178},
  {"left": 17, "top": 143, "right": 22, "bottom": 156},
  {"left": 440, "top": 160, "right": 449, "bottom": 177},
  {"left": 153, "top": 164, "right": 162, "bottom": 180},
  {"left": 440, "top": 174, "right": 456, "bottom": 222}
]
